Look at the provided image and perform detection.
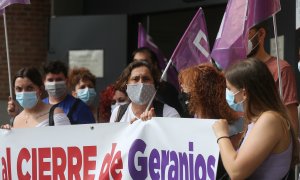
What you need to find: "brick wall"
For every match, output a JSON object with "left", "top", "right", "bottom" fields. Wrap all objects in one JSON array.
[{"left": 0, "top": 0, "right": 51, "bottom": 100}]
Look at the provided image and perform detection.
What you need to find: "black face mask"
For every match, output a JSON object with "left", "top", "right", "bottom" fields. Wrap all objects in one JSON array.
[{"left": 178, "top": 92, "right": 193, "bottom": 118}]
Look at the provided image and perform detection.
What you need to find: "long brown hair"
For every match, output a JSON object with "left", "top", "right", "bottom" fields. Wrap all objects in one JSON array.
[
  {"left": 178, "top": 64, "right": 238, "bottom": 122},
  {"left": 225, "top": 58, "right": 299, "bottom": 166}
]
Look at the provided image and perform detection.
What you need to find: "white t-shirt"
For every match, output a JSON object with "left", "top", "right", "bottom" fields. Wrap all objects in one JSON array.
[
  {"left": 36, "top": 113, "right": 71, "bottom": 127},
  {"left": 110, "top": 103, "right": 180, "bottom": 123}
]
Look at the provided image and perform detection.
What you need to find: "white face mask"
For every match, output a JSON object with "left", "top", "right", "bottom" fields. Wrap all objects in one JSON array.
[
  {"left": 126, "top": 83, "right": 156, "bottom": 105},
  {"left": 247, "top": 31, "right": 260, "bottom": 55}
]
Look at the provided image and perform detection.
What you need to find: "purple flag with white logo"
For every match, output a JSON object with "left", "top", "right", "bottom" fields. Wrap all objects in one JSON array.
[
  {"left": 211, "top": 0, "right": 281, "bottom": 70},
  {"left": 0, "top": 0, "right": 30, "bottom": 14},
  {"left": 170, "top": 7, "right": 211, "bottom": 71},
  {"left": 138, "top": 23, "right": 179, "bottom": 90}
]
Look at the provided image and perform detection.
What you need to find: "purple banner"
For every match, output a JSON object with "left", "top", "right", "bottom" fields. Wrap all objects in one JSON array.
[
  {"left": 211, "top": 0, "right": 281, "bottom": 70},
  {"left": 170, "top": 7, "right": 211, "bottom": 71},
  {"left": 138, "top": 23, "right": 179, "bottom": 90},
  {"left": 0, "top": 0, "right": 30, "bottom": 12}
]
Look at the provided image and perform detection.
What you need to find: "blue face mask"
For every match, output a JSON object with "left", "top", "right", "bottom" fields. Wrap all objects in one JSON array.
[
  {"left": 77, "top": 88, "right": 96, "bottom": 105},
  {"left": 16, "top": 91, "right": 38, "bottom": 109},
  {"left": 226, "top": 88, "right": 244, "bottom": 112}
]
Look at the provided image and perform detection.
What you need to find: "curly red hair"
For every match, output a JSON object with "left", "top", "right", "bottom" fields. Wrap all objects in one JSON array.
[
  {"left": 98, "top": 84, "right": 115, "bottom": 122},
  {"left": 178, "top": 64, "right": 238, "bottom": 122}
]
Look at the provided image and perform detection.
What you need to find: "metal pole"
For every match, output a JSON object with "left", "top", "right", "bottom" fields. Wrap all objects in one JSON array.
[
  {"left": 145, "top": 59, "right": 173, "bottom": 111},
  {"left": 272, "top": 14, "right": 283, "bottom": 97},
  {"left": 3, "top": 11, "right": 13, "bottom": 98}
]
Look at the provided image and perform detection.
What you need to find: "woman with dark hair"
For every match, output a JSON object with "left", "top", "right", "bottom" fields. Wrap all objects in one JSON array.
[
  {"left": 132, "top": 47, "right": 187, "bottom": 117},
  {"left": 5, "top": 67, "right": 70, "bottom": 128},
  {"left": 213, "top": 58, "right": 299, "bottom": 179},
  {"left": 109, "top": 60, "right": 180, "bottom": 123}
]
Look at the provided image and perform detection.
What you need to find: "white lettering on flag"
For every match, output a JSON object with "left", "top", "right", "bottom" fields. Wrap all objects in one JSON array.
[{"left": 193, "top": 30, "right": 210, "bottom": 58}]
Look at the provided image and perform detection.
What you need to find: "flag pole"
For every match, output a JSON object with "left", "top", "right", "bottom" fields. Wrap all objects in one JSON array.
[
  {"left": 145, "top": 59, "right": 173, "bottom": 111},
  {"left": 3, "top": 11, "right": 13, "bottom": 98},
  {"left": 272, "top": 14, "right": 283, "bottom": 97}
]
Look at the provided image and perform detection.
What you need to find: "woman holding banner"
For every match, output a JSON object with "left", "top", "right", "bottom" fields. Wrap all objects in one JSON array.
[
  {"left": 109, "top": 60, "right": 180, "bottom": 123},
  {"left": 4, "top": 67, "right": 70, "bottom": 128},
  {"left": 213, "top": 58, "right": 299, "bottom": 179}
]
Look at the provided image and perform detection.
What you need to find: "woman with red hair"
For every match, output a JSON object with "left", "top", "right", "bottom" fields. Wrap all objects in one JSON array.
[
  {"left": 178, "top": 63, "right": 244, "bottom": 137},
  {"left": 98, "top": 84, "right": 129, "bottom": 123},
  {"left": 178, "top": 64, "right": 245, "bottom": 179}
]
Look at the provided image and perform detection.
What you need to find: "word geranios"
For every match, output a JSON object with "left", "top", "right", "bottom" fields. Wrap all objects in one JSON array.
[{"left": 128, "top": 139, "right": 216, "bottom": 179}]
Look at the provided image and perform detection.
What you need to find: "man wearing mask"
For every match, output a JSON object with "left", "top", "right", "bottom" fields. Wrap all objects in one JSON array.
[
  {"left": 7, "top": 61, "right": 95, "bottom": 124},
  {"left": 247, "top": 20, "right": 299, "bottom": 135},
  {"left": 42, "top": 61, "right": 95, "bottom": 124}
]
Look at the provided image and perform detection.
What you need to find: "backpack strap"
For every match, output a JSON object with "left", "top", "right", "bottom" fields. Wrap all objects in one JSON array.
[
  {"left": 67, "top": 98, "right": 81, "bottom": 123},
  {"left": 115, "top": 103, "right": 130, "bottom": 122},
  {"left": 153, "top": 100, "right": 164, "bottom": 117},
  {"left": 49, "top": 104, "right": 58, "bottom": 126}
]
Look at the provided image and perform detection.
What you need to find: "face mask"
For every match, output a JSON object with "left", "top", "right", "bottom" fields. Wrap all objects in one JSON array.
[
  {"left": 77, "top": 88, "right": 96, "bottom": 105},
  {"left": 45, "top": 81, "right": 67, "bottom": 98},
  {"left": 126, "top": 83, "right": 156, "bottom": 105},
  {"left": 178, "top": 91, "right": 191, "bottom": 116},
  {"left": 16, "top": 91, "right": 38, "bottom": 109},
  {"left": 111, "top": 102, "right": 128, "bottom": 113},
  {"left": 247, "top": 31, "right": 260, "bottom": 56},
  {"left": 298, "top": 61, "right": 300, "bottom": 72},
  {"left": 226, "top": 88, "right": 244, "bottom": 112}
]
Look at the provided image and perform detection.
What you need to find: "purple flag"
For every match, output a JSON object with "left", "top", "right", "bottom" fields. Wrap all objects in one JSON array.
[
  {"left": 138, "top": 23, "right": 179, "bottom": 90},
  {"left": 247, "top": 0, "right": 281, "bottom": 29},
  {"left": 170, "top": 7, "right": 211, "bottom": 71},
  {"left": 0, "top": 0, "right": 30, "bottom": 13},
  {"left": 211, "top": 0, "right": 281, "bottom": 70},
  {"left": 138, "top": 23, "right": 168, "bottom": 73}
]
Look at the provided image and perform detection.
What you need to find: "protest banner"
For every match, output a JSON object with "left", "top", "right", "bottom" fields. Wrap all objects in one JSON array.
[{"left": 0, "top": 118, "right": 219, "bottom": 179}]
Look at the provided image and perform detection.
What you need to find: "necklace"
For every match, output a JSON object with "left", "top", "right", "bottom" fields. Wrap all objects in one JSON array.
[{"left": 24, "top": 111, "right": 49, "bottom": 124}]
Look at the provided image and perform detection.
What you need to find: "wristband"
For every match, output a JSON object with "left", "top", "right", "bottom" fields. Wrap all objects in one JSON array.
[{"left": 217, "top": 136, "right": 230, "bottom": 143}]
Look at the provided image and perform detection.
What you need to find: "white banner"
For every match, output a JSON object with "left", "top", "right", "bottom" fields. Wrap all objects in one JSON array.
[{"left": 0, "top": 118, "right": 219, "bottom": 179}]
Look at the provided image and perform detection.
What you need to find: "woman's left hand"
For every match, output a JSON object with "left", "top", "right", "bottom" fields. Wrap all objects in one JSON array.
[{"left": 212, "top": 119, "right": 229, "bottom": 138}]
